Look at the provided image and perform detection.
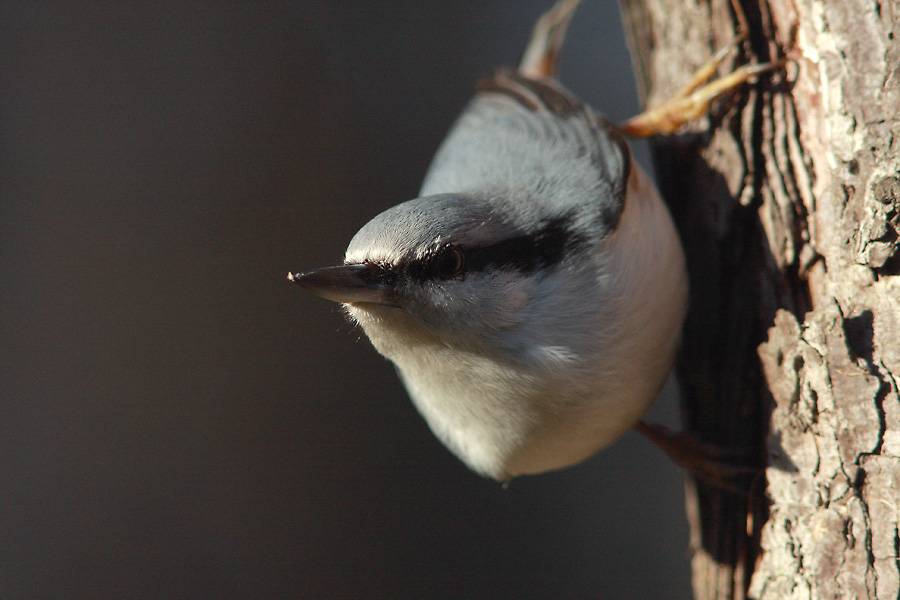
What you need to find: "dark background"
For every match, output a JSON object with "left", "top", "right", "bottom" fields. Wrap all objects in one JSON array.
[{"left": 1, "top": 2, "right": 691, "bottom": 598}]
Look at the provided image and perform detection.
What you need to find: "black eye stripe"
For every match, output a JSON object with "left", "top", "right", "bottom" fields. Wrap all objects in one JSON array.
[
  {"left": 466, "top": 216, "right": 581, "bottom": 274},
  {"left": 355, "top": 261, "right": 398, "bottom": 286},
  {"left": 399, "top": 215, "right": 583, "bottom": 282}
]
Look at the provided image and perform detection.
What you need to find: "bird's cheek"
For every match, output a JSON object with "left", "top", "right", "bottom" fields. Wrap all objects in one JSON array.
[
  {"left": 470, "top": 274, "right": 531, "bottom": 329},
  {"left": 501, "top": 280, "right": 530, "bottom": 315}
]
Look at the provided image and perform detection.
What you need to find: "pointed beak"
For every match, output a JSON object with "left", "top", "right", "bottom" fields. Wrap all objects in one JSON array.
[{"left": 287, "top": 264, "right": 397, "bottom": 306}]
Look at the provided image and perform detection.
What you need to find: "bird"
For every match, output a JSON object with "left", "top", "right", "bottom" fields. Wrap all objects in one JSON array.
[{"left": 289, "top": 0, "right": 780, "bottom": 482}]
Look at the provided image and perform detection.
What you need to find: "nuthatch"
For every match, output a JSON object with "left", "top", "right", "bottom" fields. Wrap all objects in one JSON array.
[{"left": 290, "top": 0, "right": 782, "bottom": 481}]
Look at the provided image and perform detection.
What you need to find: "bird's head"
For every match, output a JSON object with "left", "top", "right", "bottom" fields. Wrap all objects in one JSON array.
[{"left": 291, "top": 192, "right": 598, "bottom": 363}]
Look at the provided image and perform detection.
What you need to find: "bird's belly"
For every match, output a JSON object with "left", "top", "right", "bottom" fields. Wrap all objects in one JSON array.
[
  {"left": 394, "top": 353, "right": 539, "bottom": 479},
  {"left": 393, "top": 350, "right": 657, "bottom": 480}
]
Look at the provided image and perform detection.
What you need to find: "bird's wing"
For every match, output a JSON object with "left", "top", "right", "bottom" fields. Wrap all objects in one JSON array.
[{"left": 420, "top": 70, "right": 629, "bottom": 238}]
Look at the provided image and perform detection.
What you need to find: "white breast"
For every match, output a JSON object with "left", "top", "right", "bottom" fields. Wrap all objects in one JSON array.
[{"left": 347, "top": 161, "right": 687, "bottom": 480}]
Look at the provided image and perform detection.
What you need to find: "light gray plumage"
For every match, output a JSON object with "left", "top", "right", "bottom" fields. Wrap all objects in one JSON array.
[{"left": 294, "top": 70, "right": 688, "bottom": 480}]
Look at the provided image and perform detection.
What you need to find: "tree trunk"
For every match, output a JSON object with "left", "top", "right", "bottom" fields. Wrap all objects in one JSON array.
[{"left": 618, "top": 0, "right": 900, "bottom": 598}]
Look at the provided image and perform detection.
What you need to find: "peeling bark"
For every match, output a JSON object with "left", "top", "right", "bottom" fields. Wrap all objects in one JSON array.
[{"left": 619, "top": 0, "right": 900, "bottom": 598}]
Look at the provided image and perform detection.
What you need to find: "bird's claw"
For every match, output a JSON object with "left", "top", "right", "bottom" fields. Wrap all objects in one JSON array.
[
  {"left": 636, "top": 421, "right": 760, "bottom": 495},
  {"left": 620, "top": 36, "right": 786, "bottom": 138},
  {"left": 518, "top": 0, "right": 583, "bottom": 79}
]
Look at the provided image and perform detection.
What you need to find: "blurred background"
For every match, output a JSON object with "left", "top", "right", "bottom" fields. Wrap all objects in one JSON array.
[{"left": 1, "top": 1, "right": 690, "bottom": 598}]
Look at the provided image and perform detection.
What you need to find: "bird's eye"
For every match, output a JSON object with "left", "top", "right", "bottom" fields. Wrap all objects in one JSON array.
[{"left": 434, "top": 246, "right": 466, "bottom": 279}]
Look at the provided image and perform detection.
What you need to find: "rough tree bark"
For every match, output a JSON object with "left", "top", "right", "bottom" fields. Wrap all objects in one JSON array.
[{"left": 618, "top": 0, "right": 900, "bottom": 598}]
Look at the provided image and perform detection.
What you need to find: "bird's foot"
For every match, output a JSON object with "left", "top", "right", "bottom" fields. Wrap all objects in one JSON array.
[
  {"left": 636, "top": 421, "right": 760, "bottom": 495},
  {"left": 518, "top": 0, "right": 583, "bottom": 79},
  {"left": 619, "top": 34, "right": 786, "bottom": 138}
]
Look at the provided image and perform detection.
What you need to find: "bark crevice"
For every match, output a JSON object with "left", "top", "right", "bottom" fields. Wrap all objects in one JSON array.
[{"left": 619, "top": 0, "right": 900, "bottom": 598}]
